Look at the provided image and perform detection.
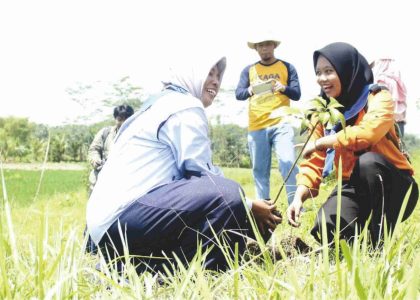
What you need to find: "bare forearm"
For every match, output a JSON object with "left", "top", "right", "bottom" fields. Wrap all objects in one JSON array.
[
  {"left": 314, "top": 134, "right": 338, "bottom": 151},
  {"left": 295, "top": 185, "right": 311, "bottom": 203}
]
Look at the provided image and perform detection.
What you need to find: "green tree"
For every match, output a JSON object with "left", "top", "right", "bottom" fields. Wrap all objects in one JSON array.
[
  {"left": 48, "top": 124, "right": 94, "bottom": 162},
  {"left": 1, "top": 117, "right": 34, "bottom": 145},
  {"left": 30, "top": 138, "right": 46, "bottom": 162},
  {"left": 33, "top": 123, "right": 49, "bottom": 140},
  {"left": 65, "top": 125, "right": 92, "bottom": 161},
  {"left": 50, "top": 134, "right": 67, "bottom": 162},
  {"left": 210, "top": 124, "right": 250, "bottom": 168},
  {"left": 0, "top": 117, "right": 37, "bottom": 161},
  {"left": 0, "top": 138, "right": 14, "bottom": 162}
]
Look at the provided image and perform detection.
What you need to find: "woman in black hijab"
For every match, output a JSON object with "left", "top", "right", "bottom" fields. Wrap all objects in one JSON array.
[{"left": 287, "top": 42, "right": 418, "bottom": 245}]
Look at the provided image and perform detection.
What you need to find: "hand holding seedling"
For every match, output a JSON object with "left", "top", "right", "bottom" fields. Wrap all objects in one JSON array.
[{"left": 251, "top": 199, "right": 282, "bottom": 235}]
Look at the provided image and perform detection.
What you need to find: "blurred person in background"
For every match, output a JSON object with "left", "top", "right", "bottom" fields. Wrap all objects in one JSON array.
[
  {"left": 370, "top": 57, "right": 408, "bottom": 136},
  {"left": 88, "top": 104, "right": 134, "bottom": 195},
  {"left": 85, "top": 104, "right": 134, "bottom": 254}
]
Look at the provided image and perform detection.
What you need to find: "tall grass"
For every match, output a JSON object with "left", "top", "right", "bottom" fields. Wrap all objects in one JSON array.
[{"left": 0, "top": 155, "right": 419, "bottom": 298}]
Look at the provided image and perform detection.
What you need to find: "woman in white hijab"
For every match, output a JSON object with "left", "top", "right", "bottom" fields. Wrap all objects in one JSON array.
[{"left": 86, "top": 56, "right": 280, "bottom": 273}]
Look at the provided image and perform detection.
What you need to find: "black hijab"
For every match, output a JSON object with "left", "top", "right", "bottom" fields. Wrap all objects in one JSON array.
[{"left": 313, "top": 42, "right": 373, "bottom": 109}]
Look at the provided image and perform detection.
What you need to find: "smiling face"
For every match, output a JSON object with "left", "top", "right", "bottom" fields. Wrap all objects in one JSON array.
[
  {"left": 315, "top": 55, "right": 342, "bottom": 99},
  {"left": 201, "top": 65, "right": 220, "bottom": 107}
]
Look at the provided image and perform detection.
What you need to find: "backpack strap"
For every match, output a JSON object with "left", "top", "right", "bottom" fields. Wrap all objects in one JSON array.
[
  {"left": 369, "top": 84, "right": 411, "bottom": 163},
  {"left": 385, "top": 123, "right": 411, "bottom": 163},
  {"left": 369, "top": 83, "right": 388, "bottom": 95},
  {"left": 101, "top": 126, "right": 112, "bottom": 145}
]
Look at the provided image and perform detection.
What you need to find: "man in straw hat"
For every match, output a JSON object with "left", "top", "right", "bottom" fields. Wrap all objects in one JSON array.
[{"left": 235, "top": 33, "right": 301, "bottom": 206}]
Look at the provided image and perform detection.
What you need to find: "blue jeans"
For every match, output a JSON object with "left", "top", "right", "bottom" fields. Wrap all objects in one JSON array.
[{"left": 248, "top": 123, "right": 298, "bottom": 204}]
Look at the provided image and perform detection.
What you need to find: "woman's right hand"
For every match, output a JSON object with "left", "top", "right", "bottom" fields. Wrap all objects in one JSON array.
[
  {"left": 251, "top": 200, "right": 282, "bottom": 235},
  {"left": 295, "top": 140, "right": 317, "bottom": 159}
]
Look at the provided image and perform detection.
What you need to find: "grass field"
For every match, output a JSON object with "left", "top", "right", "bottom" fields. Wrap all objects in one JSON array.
[
  {"left": 2, "top": 168, "right": 86, "bottom": 206},
  {"left": 1, "top": 156, "right": 419, "bottom": 298}
]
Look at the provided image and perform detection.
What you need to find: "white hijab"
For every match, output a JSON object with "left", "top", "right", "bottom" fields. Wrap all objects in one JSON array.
[{"left": 162, "top": 56, "right": 226, "bottom": 100}]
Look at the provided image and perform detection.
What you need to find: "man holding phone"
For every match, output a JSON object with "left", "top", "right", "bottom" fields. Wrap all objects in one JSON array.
[{"left": 235, "top": 33, "right": 301, "bottom": 205}]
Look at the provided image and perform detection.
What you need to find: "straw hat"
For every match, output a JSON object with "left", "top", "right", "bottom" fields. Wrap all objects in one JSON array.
[{"left": 247, "top": 33, "right": 281, "bottom": 49}]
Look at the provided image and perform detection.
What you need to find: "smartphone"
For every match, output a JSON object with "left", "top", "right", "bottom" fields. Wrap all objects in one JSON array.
[{"left": 252, "top": 81, "right": 273, "bottom": 95}]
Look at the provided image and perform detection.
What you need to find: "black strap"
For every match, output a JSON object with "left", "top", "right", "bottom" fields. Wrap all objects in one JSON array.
[
  {"left": 369, "top": 83, "right": 388, "bottom": 95},
  {"left": 101, "top": 126, "right": 111, "bottom": 144}
]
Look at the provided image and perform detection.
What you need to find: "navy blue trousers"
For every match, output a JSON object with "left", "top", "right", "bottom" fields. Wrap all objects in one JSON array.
[
  {"left": 98, "top": 173, "right": 252, "bottom": 273},
  {"left": 311, "top": 152, "right": 418, "bottom": 245}
]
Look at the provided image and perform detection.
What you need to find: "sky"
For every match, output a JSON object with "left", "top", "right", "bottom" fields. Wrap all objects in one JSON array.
[{"left": 1, "top": 0, "right": 419, "bottom": 134}]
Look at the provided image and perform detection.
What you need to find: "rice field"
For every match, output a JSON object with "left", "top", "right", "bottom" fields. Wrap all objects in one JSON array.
[{"left": 0, "top": 156, "right": 419, "bottom": 298}]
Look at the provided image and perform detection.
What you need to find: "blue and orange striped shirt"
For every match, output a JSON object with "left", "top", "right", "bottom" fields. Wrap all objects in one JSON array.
[{"left": 236, "top": 59, "right": 301, "bottom": 131}]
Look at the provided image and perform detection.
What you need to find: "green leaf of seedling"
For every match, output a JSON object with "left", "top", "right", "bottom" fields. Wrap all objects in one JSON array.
[
  {"left": 299, "top": 118, "right": 311, "bottom": 135},
  {"left": 329, "top": 108, "right": 346, "bottom": 132},
  {"left": 327, "top": 97, "right": 344, "bottom": 109},
  {"left": 328, "top": 108, "right": 338, "bottom": 124},
  {"left": 307, "top": 97, "right": 327, "bottom": 112},
  {"left": 313, "top": 96, "right": 328, "bottom": 108},
  {"left": 318, "top": 112, "right": 330, "bottom": 126},
  {"left": 305, "top": 108, "right": 317, "bottom": 120},
  {"left": 299, "top": 123, "right": 307, "bottom": 136},
  {"left": 307, "top": 101, "right": 326, "bottom": 113},
  {"left": 337, "top": 113, "right": 346, "bottom": 135}
]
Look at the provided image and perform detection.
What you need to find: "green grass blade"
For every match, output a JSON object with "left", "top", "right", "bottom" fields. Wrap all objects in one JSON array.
[{"left": 33, "top": 132, "right": 51, "bottom": 203}]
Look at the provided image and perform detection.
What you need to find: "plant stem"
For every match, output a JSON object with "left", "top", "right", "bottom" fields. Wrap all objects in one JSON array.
[{"left": 273, "top": 121, "right": 320, "bottom": 204}]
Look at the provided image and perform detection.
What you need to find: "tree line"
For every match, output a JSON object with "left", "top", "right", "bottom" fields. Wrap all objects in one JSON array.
[
  {"left": 0, "top": 116, "right": 253, "bottom": 168},
  {"left": 2, "top": 115, "right": 419, "bottom": 168}
]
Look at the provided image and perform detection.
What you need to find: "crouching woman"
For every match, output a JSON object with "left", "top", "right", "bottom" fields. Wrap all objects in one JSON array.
[
  {"left": 287, "top": 42, "right": 418, "bottom": 246},
  {"left": 86, "top": 56, "right": 280, "bottom": 274}
]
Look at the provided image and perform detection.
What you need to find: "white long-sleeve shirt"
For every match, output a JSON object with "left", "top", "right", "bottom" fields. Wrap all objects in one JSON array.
[{"left": 86, "top": 91, "right": 222, "bottom": 244}]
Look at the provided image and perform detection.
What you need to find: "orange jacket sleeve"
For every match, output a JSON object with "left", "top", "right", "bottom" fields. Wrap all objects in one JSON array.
[{"left": 334, "top": 90, "right": 394, "bottom": 152}]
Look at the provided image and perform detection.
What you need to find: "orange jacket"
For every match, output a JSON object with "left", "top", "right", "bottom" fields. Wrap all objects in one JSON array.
[{"left": 296, "top": 89, "right": 413, "bottom": 195}]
